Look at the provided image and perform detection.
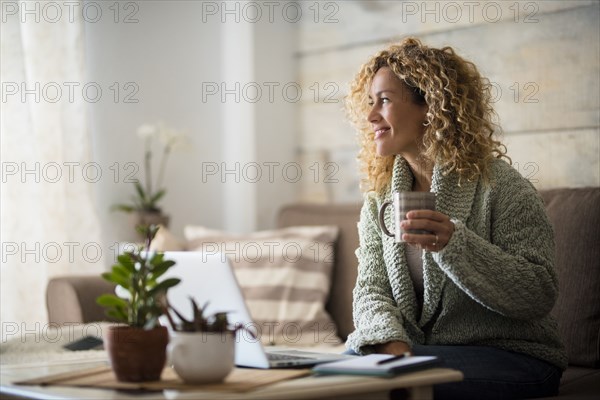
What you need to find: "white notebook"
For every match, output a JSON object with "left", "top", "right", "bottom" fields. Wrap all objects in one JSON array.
[{"left": 312, "top": 354, "right": 439, "bottom": 377}]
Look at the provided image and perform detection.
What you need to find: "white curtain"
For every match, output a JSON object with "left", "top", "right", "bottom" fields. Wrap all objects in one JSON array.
[{"left": 1, "top": 2, "right": 104, "bottom": 338}]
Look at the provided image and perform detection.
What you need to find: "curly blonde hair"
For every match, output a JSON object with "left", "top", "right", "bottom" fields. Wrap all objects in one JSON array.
[{"left": 346, "top": 37, "right": 509, "bottom": 194}]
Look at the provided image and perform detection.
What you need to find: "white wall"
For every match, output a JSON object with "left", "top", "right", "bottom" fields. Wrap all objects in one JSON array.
[
  {"left": 86, "top": 0, "right": 299, "bottom": 254},
  {"left": 220, "top": 8, "right": 298, "bottom": 234},
  {"left": 86, "top": 1, "right": 224, "bottom": 249},
  {"left": 85, "top": 0, "right": 599, "bottom": 252},
  {"left": 253, "top": 14, "right": 299, "bottom": 230},
  {"left": 296, "top": 0, "right": 600, "bottom": 201}
]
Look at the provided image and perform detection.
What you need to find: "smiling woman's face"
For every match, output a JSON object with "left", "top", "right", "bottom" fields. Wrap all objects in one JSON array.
[{"left": 367, "top": 67, "right": 428, "bottom": 158}]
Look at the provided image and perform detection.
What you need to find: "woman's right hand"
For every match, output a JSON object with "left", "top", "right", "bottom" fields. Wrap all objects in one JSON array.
[{"left": 374, "top": 341, "right": 412, "bottom": 355}]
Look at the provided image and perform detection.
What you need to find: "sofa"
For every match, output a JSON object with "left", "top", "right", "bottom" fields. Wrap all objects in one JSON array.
[{"left": 47, "top": 187, "right": 599, "bottom": 398}]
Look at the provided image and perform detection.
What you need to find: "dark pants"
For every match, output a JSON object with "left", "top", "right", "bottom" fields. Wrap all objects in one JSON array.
[{"left": 344, "top": 345, "right": 562, "bottom": 399}]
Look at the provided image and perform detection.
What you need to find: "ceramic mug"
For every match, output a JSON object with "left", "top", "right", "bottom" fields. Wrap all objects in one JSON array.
[
  {"left": 168, "top": 331, "right": 235, "bottom": 384},
  {"left": 378, "top": 192, "right": 436, "bottom": 242}
]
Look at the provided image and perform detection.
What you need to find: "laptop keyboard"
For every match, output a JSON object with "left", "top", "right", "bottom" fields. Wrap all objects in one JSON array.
[{"left": 267, "top": 353, "right": 315, "bottom": 361}]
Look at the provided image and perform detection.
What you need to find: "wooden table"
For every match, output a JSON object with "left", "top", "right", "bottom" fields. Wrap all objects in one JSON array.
[{"left": 1, "top": 358, "right": 463, "bottom": 400}]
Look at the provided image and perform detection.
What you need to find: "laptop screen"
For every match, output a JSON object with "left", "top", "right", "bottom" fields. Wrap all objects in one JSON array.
[{"left": 159, "top": 251, "right": 270, "bottom": 368}]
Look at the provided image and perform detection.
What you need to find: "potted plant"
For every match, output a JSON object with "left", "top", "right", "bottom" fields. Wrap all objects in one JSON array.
[
  {"left": 163, "top": 298, "right": 250, "bottom": 384},
  {"left": 96, "top": 224, "right": 181, "bottom": 382},
  {"left": 112, "top": 123, "right": 186, "bottom": 236}
]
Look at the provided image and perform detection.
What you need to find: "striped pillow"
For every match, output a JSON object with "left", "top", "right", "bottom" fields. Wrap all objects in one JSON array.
[{"left": 184, "top": 225, "right": 341, "bottom": 346}]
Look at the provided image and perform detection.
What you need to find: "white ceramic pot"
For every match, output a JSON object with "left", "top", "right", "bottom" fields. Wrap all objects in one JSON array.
[{"left": 168, "top": 331, "right": 235, "bottom": 384}]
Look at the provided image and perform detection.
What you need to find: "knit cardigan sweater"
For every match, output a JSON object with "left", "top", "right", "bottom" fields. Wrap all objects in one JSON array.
[{"left": 346, "top": 156, "right": 567, "bottom": 370}]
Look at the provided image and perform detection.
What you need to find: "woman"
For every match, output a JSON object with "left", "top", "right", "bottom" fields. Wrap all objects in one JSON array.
[{"left": 344, "top": 38, "right": 566, "bottom": 399}]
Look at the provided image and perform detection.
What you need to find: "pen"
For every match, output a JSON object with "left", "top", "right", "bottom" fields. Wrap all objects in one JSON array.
[{"left": 376, "top": 352, "right": 411, "bottom": 365}]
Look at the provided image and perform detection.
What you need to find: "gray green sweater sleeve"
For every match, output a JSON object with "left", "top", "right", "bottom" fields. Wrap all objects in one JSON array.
[
  {"left": 433, "top": 177, "right": 558, "bottom": 320},
  {"left": 346, "top": 193, "right": 411, "bottom": 353}
]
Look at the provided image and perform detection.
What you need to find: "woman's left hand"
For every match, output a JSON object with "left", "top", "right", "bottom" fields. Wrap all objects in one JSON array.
[{"left": 400, "top": 210, "right": 455, "bottom": 252}]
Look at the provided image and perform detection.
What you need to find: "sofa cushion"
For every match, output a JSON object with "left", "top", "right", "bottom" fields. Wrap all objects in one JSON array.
[
  {"left": 541, "top": 187, "right": 600, "bottom": 368},
  {"left": 277, "top": 203, "right": 362, "bottom": 340},
  {"left": 184, "top": 225, "right": 341, "bottom": 346}
]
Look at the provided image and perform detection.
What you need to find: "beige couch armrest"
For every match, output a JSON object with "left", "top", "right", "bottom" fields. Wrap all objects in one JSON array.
[{"left": 46, "top": 276, "right": 117, "bottom": 325}]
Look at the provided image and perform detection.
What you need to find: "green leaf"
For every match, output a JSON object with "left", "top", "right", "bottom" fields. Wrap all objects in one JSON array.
[
  {"left": 132, "top": 197, "right": 144, "bottom": 210},
  {"left": 169, "top": 302, "right": 191, "bottom": 326},
  {"left": 101, "top": 272, "right": 118, "bottom": 285},
  {"left": 145, "top": 303, "right": 164, "bottom": 318},
  {"left": 117, "top": 254, "right": 136, "bottom": 273},
  {"left": 149, "top": 189, "right": 166, "bottom": 204},
  {"left": 135, "top": 224, "right": 159, "bottom": 242},
  {"left": 148, "top": 260, "right": 176, "bottom": 280},
  {"left": 191, "top": 297, "right": 201, "bottom": 317},
  {"left": 149, "top": 252, "right": 165, "bottom": 266},
  {"left": 106, "top": 308, "right": 128, "bottom": 322},
  {"left": 148, "top": 278, "right": 181, "bottom": 297},
  {"left": 191, "top": 298, "right": 204, "bottom": 330},
  {"left": 127, "top": 251, "right": 142, "bottom": 264},
  {"left": 96, "top": 294, "right": 128, "bottom": 308},
  {"left": 148, "top": 224, "right": 160, "bottom": 241},
  {"left": 233, "top": 324, "right": 256, "bottom": 339},
  {"left": 211, "top": 313, "right": 229, "bottom": 332},
  {"left": 111, "top": 264, "right": 130, "bottom": 279},
  {"left": 130, "top": 276, "right": 140, "bottom": 292},
  {"left": 111, "top": 204, "right": 136, "bottom": 213},
  {"left": 134, "top": 181, "right": 147, "bottom": 203},
  {"left": 101, "top": 271, "right": 129, "bottom": 289}
]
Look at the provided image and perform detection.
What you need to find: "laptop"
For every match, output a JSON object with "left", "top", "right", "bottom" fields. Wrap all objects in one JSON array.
[{"left": 159, "top": 251, "right": 352, "bottom": 368}]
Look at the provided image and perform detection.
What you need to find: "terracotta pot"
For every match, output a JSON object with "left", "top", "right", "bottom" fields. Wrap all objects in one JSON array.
[
  {"left": 133, "top": 211, "right": 170, "bottom": 227},
  {"left": 105, "top": 325, "right": 169, "bottom": 382}
]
